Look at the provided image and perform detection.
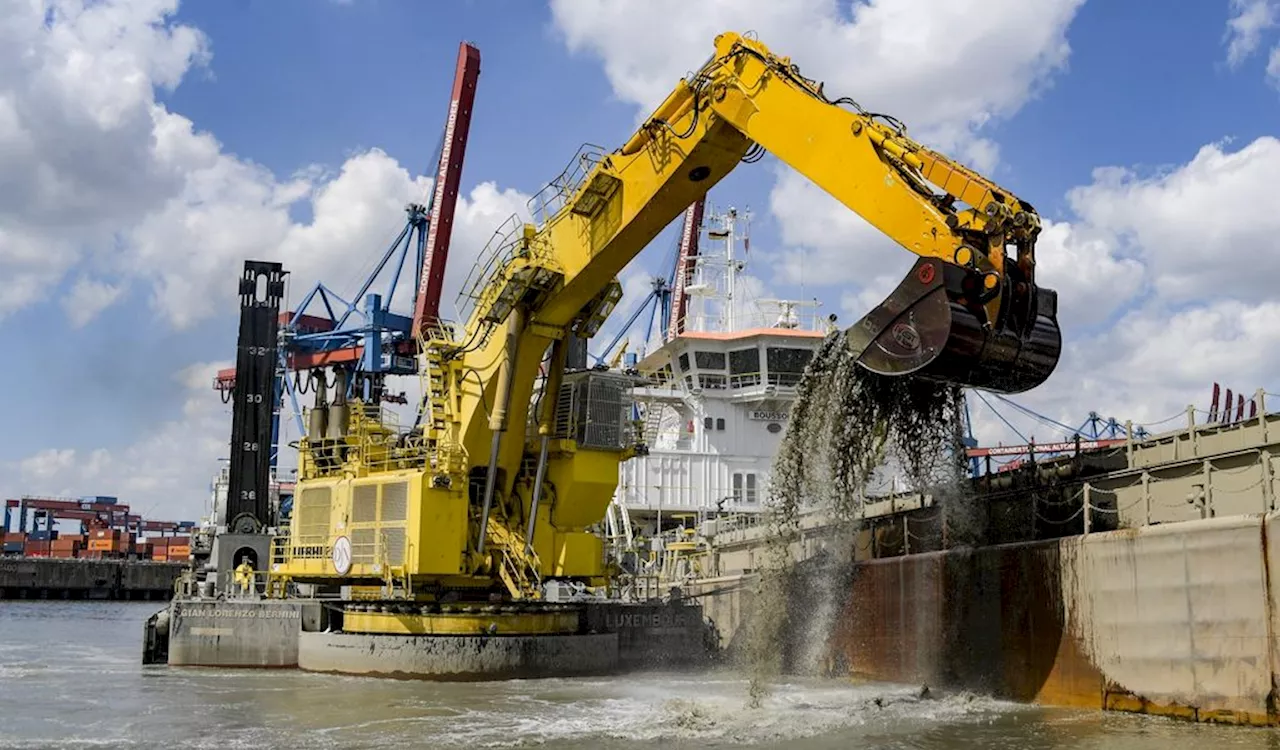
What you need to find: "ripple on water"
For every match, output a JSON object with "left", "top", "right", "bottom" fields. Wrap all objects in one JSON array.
[{"left": 3, "top": 604, "right": 1279, "bottom": 750}]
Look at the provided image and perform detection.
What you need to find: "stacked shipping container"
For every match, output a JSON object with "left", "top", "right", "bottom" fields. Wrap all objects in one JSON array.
[{"left": 0, "top": 528, "right": 191, "bottom": 561}]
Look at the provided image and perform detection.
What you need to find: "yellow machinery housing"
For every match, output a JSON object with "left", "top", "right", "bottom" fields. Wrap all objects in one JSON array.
[{"left": 271, "top": 32, "right": 1060, "bottom": 623}]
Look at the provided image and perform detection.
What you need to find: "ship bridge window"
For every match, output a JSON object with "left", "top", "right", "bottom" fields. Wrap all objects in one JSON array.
[
  {"left": 766, "top": 347, "right": 814, "bottom": 387},
  {"left": 732, "top": 472, "right": 758, "bottom": 504},
  {"left": 694, "top": 350, "right": 727, "bottom": 371},
  {"left": 678, "top": 352, "right": 691, "bottom": 372},
  {"left": 729, "top": 347, "right": 761, "bottom": 388},
  {"left": 699, "top": 373, "right": 727, "bottom": 390}
]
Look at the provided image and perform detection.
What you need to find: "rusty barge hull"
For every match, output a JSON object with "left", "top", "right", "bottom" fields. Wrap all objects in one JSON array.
[{"left": 830, "top": 513, "right": 1279, "bottom": 725}]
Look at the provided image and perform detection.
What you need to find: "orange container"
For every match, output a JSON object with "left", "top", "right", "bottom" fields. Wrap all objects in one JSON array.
[{"left": 167, "top": 545, "right": 190, "bottom": 559}]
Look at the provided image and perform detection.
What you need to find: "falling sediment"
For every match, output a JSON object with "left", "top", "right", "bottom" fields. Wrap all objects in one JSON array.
[{"left": 744, "top": 331, "right": 966, "bottom": 706}]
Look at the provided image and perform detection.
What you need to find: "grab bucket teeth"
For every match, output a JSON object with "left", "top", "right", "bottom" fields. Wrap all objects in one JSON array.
[{"left": 843, "top": 258, "right": 1062, "bottom": 395}]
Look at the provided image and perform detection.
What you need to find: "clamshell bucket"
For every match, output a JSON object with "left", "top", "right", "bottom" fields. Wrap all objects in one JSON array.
[{"left": 844, "top": 258, "right": 1061, "bottom": 394}]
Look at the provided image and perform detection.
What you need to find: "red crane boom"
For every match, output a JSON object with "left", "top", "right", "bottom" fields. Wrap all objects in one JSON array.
[
  {"left": 666, "top": 198, "right": 705, "bottom": 340},
  {"left": 413, "top": 41, "right": 481, "bottom": 335}
]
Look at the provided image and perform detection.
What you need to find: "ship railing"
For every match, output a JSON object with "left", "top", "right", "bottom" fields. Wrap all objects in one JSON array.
[
  {"left": 634, "top": 370, "right": 781, "bottom": 396},
  {"left": 765, "top": 372, "right": 804, "bottom": 388},
  {"left": 674, "top": 307, "right": 834, "bottom": 334}
]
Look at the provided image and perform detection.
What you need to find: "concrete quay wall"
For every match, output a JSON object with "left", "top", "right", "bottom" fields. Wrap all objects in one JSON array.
[{"left": 0, "top": 558, "right": 185, "bottom": 600}]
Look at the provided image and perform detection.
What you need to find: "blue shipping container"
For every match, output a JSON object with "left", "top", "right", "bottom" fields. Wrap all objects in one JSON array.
[
  {"left": 2, "top": 542, "right": 23, "bottom": 553},
  {"left": 28, "top": 530, "right": 55, "bottom": 541}
]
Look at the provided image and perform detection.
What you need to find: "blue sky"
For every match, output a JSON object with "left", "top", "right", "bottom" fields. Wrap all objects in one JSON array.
[{"left": 2, "top": 0, "right": 1279, "bottom": 521}]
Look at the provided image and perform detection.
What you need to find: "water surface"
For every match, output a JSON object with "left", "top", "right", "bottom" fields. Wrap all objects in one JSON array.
[{"left": 1, "top": 602, "right": 1276, "bottom": 749}]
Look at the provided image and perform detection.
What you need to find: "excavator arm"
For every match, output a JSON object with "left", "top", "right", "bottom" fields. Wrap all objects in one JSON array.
[
  {"left": 460, "top": 31, "right": 1059, "bottom": 450},
  {"left": 278, "top": 32, "right": 1062, "bottom": 600},
  {"left": 440, "top": 31, "right": 1062, "bottom": 578}
]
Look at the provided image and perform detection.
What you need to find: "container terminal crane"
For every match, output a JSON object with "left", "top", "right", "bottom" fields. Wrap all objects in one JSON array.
[{"left": 143, "top": 31, "right": 1061, "bottom": 678}]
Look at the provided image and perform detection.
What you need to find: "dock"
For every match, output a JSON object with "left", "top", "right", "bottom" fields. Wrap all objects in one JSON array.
[{"left": 0, "top": 557, "right": 186, "bottom": 600}]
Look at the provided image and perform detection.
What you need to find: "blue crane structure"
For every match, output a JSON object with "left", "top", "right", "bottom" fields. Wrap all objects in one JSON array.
[{"left": 213, "top": 42, "right": 482, "bottom": 523}]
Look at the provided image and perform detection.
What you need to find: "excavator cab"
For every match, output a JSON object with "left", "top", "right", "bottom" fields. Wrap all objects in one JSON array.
[{"left": 845, "top": 257, "right": 1061, "bottom": 395}]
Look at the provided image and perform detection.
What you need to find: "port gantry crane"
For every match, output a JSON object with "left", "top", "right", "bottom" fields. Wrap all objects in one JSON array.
[
  {"left": 209, "top": 42, "right": 480, "bottom": 538},
  {"left": 271, "top": 32, "right": 1062, "bottom": 638}
]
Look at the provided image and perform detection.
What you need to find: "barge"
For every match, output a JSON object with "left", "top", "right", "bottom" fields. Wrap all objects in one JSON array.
[{"left": 672, "top": 395, "right": 1280, "bottom": 725}]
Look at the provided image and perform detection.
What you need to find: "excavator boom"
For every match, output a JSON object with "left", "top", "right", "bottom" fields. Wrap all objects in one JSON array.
[
  {"left": 278, "top": 31, "right": 1063, "bottom": 607},
  {"left": 506, "top": 31, "right": 1060, "bottom": 399}
]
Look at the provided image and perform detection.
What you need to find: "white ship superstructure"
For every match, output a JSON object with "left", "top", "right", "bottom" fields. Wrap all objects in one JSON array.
[{"left": 610, "top": 202, "right": 832, "bottom": 538}]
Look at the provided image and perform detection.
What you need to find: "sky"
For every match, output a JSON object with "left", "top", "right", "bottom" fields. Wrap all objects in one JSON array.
[{"left": 2, "top": 0, "right": 1280, "bottom": 523}]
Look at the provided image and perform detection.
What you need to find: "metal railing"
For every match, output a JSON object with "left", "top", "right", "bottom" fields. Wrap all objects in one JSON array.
[
  {"left": 526, "top": 144, "right": 608, "bottom": 226},
  {"left": 455, "top": 213, "right": 524, "bottom": 324},
  {"left": 301, "top": 402, "right": 430, "bottom": 480}
]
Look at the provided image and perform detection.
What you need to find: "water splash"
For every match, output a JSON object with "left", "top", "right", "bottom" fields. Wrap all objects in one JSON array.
[{"left": 744, "top": 332, "right": 965, "bottom": 705}]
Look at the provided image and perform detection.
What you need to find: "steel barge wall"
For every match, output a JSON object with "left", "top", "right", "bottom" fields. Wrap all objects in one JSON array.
[
  {"left": 148, "top": 598, "right": 715, "bottom": 674},
  {"left": 688, "top": 408, "right": 1280, "bottom": 725},
  {"left": 830, "top": 512, "right": 1280, "bottom": 725}
]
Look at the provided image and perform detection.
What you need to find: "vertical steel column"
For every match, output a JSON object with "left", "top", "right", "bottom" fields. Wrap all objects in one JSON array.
[
  {"left": 527, "top": 339, "right": 568, "bottom": 554},
  {"left": 477, "top": 308, "right": 524, "bottom": 556},
  {"left": 226, "top": 261, "right": 285, "bottom": 533}
]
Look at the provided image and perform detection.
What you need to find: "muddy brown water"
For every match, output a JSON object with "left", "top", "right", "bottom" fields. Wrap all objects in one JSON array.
[{"left": 1, "top": 602, "right": 1277, "bottom": 749}]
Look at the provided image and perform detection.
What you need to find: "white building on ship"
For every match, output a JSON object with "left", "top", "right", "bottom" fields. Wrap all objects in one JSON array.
[{"left": 610, "top": 201, "right": 833, "bottom": 538}]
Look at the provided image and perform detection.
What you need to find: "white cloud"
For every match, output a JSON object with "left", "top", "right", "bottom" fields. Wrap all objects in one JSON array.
[
  {"left": 775, "top": 130, "right": 1280, "bottom": 453},
  {"left": 1226, "top": 0, "right": 1278, "bottom": 67},
  {"left": 19, "top": 448, "right": 77, "bottom": 482},
  {"left": 1031, "top": 220, "right": 1144, "bottom": 330},
  {"left": 550, "top": 0, "right": 1087, "bottom": 326},
  {"left": 1066, "top": 137, "right": 1280, "bottom": 304},
  {"left": 964, "top": 135, "right": 1280, "bottom": 447},
  {"left": 551, "top": 0, "right": 1084, "bottom": 154},
  {"left": 63, "top": 277, "right": 125, "bottom": 326},
  {"left": 0, "top": 0, "right": 208, "bottom": 319},
  {"left": 0, "top": 1, "right": 531, "bottom": 331},
  {"left": 9, "top": 361, "right": 230, "bottom": 521},
  {"left": 0, "top": 1, "right": 542, "bottom": 515}
]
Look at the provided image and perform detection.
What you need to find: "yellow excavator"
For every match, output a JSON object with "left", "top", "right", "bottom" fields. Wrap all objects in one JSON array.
[{"left": 273, "top": 32, "right": 1061, "bottom": 636}]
